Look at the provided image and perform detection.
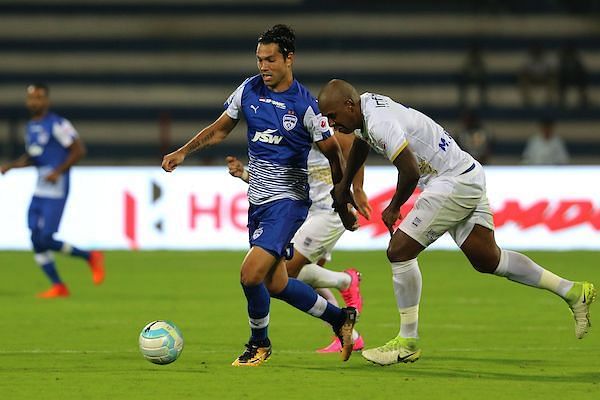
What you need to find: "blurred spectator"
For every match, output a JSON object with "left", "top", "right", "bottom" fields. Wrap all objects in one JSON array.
[
  {"left": 455, "top": 109, "right": 493, "bottom": 164},
  {"left": 518, "top": 44, "right": 558, "bottom": 107},
  {"left": 557, "top": 41, "right": 589, "bottom": 108},
  {"left": 458, "top": 44, "right": 488, "bottom": 109},
  {"left": 522, "top": 118, "right": 569, "bottom": 165}
]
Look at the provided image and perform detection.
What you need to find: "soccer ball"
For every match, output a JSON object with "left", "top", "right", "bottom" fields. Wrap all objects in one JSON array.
[{"left": 139, "top": 320, "right": 184, "bottom": 365}]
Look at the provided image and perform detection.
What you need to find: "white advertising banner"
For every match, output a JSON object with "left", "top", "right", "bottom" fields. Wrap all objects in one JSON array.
[{"left": 0, "top": 166, "right": 599, "bottom": 250}]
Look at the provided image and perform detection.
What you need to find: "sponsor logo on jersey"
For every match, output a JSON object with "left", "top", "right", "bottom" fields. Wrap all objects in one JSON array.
[
  {"left": 425, "top": 229, "right": 442, "bottom": 242},
  {"left": 27, "top": 144, "right": 43, "bottom": 157},
  {"left": 282, "top": 114, "right": 297, "bottom": 131},
  {"left": 259, "top": 97, "right": 286, "bottom": 109},
  {"left": 252, "top": 226, "right": 264, "bottom": 240},
  {"left": 31, "top": 125, "right": 49, "bottom": 145},
  {"left": 371, "top": 94, "right": 390, "bottom": 108},
  {"left": 252, "top": 129, "right": 283, "bottom": 144}
]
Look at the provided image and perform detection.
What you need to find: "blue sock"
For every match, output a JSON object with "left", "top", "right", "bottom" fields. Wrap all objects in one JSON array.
[
  {"left": 42, "top": 262, "right": 62, "bottom": 284},
  {"left": 52, "top": 239, "right": 90, "bottom": 261},
  {"left": 70, "top": 246, "right": 91, "bottom": 260},
  {"left": 34, "top": 252, "right": 62, "bottom": 284},
  {"left": 241, "top": 282, "right": 270, "bottom": 342},
  {"left": 272, "top": 278, "right": 344, "bottom": 327}
]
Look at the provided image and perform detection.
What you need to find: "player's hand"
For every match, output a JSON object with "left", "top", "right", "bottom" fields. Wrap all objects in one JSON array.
[
  {"left": 339, "top": 204, "right": 359, "bottom": 231},
  {"left": 226, "top": 156, "right": 244, "bottom": 178},
  {"left": 381, "top": 203, "right": 402, "bottom": 236},
  {"left": 45, "top": 170, "right": 60, "bottom": 183},
  {"left": 352, "top": 188, "right": 372, "bottom": 220},
  {"left": 162, "top": 150, "right": 186, "bottom": 172},
  {"left": 0, "top": 164, "right": 9, "bottom": 175},
  {"left": 331, "top": 185, "right": 359, "bottom": 231}
]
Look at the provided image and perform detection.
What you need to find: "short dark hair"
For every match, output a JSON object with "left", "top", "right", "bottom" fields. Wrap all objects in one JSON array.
[
  {"left": 28, "top": 82, "right": 50, "bottom": 95},
  {"left": 258, "top": 24, "right": 296, "bottom": 59}
]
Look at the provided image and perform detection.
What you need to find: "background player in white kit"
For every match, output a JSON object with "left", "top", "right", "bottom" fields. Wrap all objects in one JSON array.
[
  {"left": 319, "top": 79, "right": 596, "bottom": 366},
  {"left": 226, "top": 130, "right": 371, "bottom": 353}
]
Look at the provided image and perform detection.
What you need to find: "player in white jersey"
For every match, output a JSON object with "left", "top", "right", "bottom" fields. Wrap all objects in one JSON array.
[
  {"left": 226, "top": 130, "right": 371, "bottom": 353},
  {"left": 318, "top": 79, "right": 596, "bottom": 366}
]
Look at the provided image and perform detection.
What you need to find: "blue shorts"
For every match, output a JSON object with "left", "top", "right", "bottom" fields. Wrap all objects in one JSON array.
[
  {"left": 248, "top": 199, "right": 310, "bottom": 259},
  {"left": 27, "top": 196, "right": 67, "bottom": 235}
]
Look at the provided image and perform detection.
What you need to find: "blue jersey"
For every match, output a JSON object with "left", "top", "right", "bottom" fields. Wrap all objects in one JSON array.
[
  {"left": 224, "top": 75, "right": 332, "bottom": 205},
  {"left": 25, "top": 112, "right": 79, "bottom": 199}
]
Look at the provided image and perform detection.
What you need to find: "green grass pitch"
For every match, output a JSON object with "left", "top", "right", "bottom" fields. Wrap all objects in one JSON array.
[{"left": 0, "top": 250, "right": 599, "bottom": 399}]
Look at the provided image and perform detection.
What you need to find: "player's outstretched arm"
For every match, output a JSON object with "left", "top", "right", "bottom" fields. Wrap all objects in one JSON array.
[
  {"left": 1, "top": 153, "right": 32, "bottom": 175},
  {"left": 382, "top": 146, "right": 420, "bottom": 235},
  {"left": 316, "top": 135, "right": 345, "bottom": 184},
  {"left": 332, "top": 138, "right": 370, "bottom": 203},
  {"left": 162, "top": 112, "right": 238, "bottom": 172},
  {"left": 335, "top": 132, "right": 371, "bottom": 220},
  {"left": 330, "top": 138, "right": 370, "bottom": 231}
]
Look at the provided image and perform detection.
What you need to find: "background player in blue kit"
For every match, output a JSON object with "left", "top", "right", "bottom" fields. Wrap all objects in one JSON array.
[
  {"left": 1, "top": 83, "right": 105, "bottom": 298},
  {"left": 162, "top": 25, "right": 357, "bottom": 366}
]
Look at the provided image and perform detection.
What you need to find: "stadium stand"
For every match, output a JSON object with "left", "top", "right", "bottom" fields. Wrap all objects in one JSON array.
[{"left": 1, "top": 0, "right": 599, "bottom": 165}]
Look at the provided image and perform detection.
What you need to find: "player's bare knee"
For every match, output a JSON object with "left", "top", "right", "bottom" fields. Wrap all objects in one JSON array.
[
  {"left": 387, "top": 240, "right": 419, "bottom": 262},
  {"left": 387, "top": 244, "right": 408, "bottom": 262},
  {"left": 469, "top": 248, "right": 500, "bottom": 274},
  {"left": 240, "top": 269, "right": 263, "bottom": 286},
  {"left": 471, "top": 259, "right": 496, "bottom": 274},
  {"left": 286, "top": 262, "right": 302, "bottom": 278}
]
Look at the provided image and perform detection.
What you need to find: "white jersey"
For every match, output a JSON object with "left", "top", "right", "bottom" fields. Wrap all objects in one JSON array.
[
  {"left": 307, "top": 144, "right": 334, "bottom": 210},
  {"left": 356, "top": 93, "right": 474, "bottom": 187}
]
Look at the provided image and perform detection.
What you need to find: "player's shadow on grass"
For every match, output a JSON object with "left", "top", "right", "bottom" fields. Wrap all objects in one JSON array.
[
  {"left": 338, "top": 355, "right": 600, "bottom": 384},
  {"left": 426, "top": 354, "right": 548, "bottom": 366},
  {"left": 377, "top": 367, "right": 600, "bottom": 384},
  {"left": 275, "top": 354, "right": 600, "bottom": 384}
]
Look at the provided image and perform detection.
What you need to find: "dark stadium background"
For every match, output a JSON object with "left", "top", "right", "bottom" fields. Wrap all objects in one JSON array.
[{"left": 1, "top": 0, "right": 599, "bottom": 166}]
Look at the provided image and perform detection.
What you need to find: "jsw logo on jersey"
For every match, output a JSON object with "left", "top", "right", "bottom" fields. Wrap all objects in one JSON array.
[{"left": 252, "top": 129, "right": 283, "bottom": 144}]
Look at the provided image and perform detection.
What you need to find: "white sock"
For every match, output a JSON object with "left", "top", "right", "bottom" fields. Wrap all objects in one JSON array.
[
  {"left": 391, "top": 259, "right": 422, "bottom": 339},
  {"left": 494, "top": 249, "right": 574, "bottom": 299},
  {"left": 60, "top": 242, "right": 73, "bottom": 254},
  {"left": 34, "top": 251, "right": 53, "bottom": 266},
  {"left": 297, "top": 264, "right": 351, "bottom": 290}
]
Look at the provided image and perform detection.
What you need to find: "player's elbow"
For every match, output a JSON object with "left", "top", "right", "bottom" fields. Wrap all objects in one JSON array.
[{"left": 71, "top": 140, "right": 87, "bottom": 161}]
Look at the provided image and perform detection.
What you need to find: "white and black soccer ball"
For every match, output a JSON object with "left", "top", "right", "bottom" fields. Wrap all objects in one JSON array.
[{"left": 139, "top": 320, "right": 184, "bottom": 365}]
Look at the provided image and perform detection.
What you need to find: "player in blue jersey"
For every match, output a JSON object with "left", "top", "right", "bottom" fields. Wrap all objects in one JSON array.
[
  {"left": 1, "top": 83, "right": 105, "bottom": 298},
  {"left": 225, "top": 129, "right": 371, "bottom": 354},
  {"left": 162, "top": 24, "right": 357, "bottom": 366}
]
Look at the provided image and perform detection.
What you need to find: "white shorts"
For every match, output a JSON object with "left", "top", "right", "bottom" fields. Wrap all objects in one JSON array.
[
  {"left": 399, "top": 163, "right": 494, "bottom": 248},
  {"left": 292, "top": 207, "right": 346, "bottom": 263}
]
